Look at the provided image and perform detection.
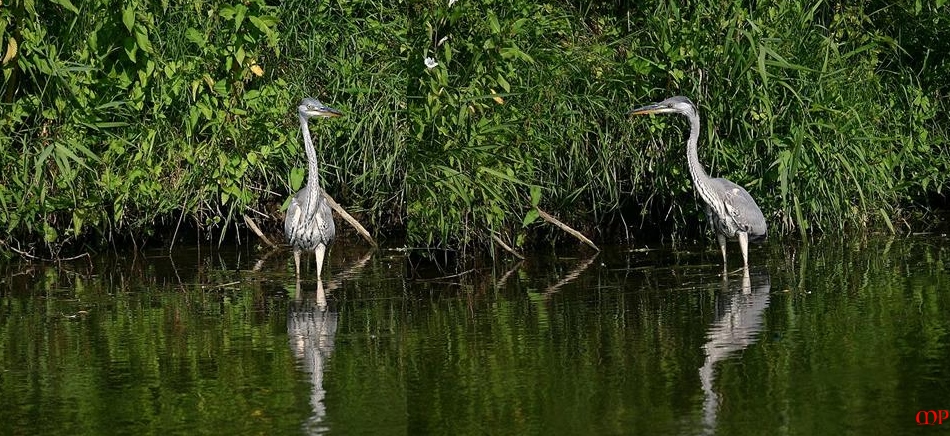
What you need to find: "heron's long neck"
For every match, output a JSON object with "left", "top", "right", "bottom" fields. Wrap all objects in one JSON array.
[
  {"left": 300, "top": 114, "right": 323, "bottom": 196},
  {"left": 686, "top": 111, "right": 712, "bottom": 190}
]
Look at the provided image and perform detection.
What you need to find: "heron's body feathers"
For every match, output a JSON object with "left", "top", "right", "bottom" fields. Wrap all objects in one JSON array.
[
  {"left": 284, "top": 185, "right": 335, "bottom": 251},
  {"left": 705, "top": 178, "right": 767, "bottom": 241}
]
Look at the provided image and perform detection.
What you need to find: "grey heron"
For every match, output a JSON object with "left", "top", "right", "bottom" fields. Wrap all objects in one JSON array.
[
  {"left": 284, "top": 97, "right": 342, "bottom": 279},
  {"left": 629, "top": 96, "right": 767, "bottom": 268}
]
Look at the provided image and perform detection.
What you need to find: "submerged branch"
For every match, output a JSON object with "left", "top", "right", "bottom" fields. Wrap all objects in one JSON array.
[
  {"left": 243, "top": 214, "right": 278, "bottom": 248},
  {"left": 325, "top": 193, "right": 378, "bottom": 248},
  {"left": 537, "top": 208, "right": 600, "bottom": 252},
  {"left": 491, "top": 233, "right": 524, "bottom": 260}
]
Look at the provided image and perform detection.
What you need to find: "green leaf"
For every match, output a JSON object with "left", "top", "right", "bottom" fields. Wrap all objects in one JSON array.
[
  {"left": 497, "top": 74, "right": 510, "bottom": 93},
  {"left": 213, "top": 79, "right": 228, "bottom": 95},
  {"left": 185, "top": 28, "right": 206, "bottom": 47},
  {"left": 487, "top": 11, "right": 500, "bottom": 34},
  {"left": 72, "top": 212, "right": 83, "bottom": 236},
  {"left": 879, "top": 209, "right": 895, "bottom": 234},
  {"left": 522, "top": 208, "right": 539, "bottom": 227},
  {"left": 50, "top": 0, "right": 79, "bottom": 14},
  {"left": 122, "top": 6, "right": 135, "bottom": 32},
  {"left": 123, "top": 37, "right": 137, "bottom": 63},
  {"left": 55, "top": 142, "right": 95, "bottom": 170},
  {"left": 233, "top": 4, "right": 247, "bottom": 32},
  {"left": 134, "top": 29, "right": 153, "bottom": 54},
  {"left": 235, "top": 46, "right": 245, "bottom": 65},
  {"left": 43, "top": 223, "right": 59, "bottom": 243},
  {"left": 499, "top": 46, "right": 534, "bottom": 63},
  {"left": 220, "top": 5, "right": 235, "bottom": 19},
  {"left": 290, "top": 167, "right": 305, "bottom": 190},
  {"left": 248, "top": 15, "right": 278, "bottom": 46},
  {"left": 478, "top": 166, "right": 526, "bottom": 185},
  {"left": 34, "top": 144, "right": 55, "bottom": 176},
  {"left": 530, "top": 185, "right": 541, "bottom": 207}
]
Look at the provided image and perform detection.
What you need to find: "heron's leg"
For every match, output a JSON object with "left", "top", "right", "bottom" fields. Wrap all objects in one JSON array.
[
  {"left": 738, "top": 231, "right": 749, "bottom": 269},
  {"left": 741, "top": 266, "right": 751, "bottom": 294},
  {"left": 717, "top": 233, "right": 728, "bottom": 267},
  {"left": 315, "top": 244, "right": 327, "bottom": 279},
  {"left": 316, "top": 280, "right": 327, "bottom": 309},
  {"left": 293, "top": 249, "right": 302, "bottom": 278}
]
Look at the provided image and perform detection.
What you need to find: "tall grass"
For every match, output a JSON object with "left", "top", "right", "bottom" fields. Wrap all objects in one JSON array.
[{"left": 1, "top": 0, "right": 948, "bottom": 257}]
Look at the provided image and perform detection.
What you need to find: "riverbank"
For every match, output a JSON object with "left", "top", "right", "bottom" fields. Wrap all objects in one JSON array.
[{"left": 2, "top": 1, "right": 948, "bottom": 259}]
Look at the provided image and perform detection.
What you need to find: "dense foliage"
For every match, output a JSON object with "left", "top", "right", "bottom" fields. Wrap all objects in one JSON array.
[{"left": 1, "top": 0, "right": 948, "bottom": 256}]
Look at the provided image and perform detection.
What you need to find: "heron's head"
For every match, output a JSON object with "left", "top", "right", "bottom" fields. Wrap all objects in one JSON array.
[
  {"left": 298, "top": 97, "right": 343, "bottom": 119},
  {"left": 628, "top": 96, "right": 696, "bottom": 118}
]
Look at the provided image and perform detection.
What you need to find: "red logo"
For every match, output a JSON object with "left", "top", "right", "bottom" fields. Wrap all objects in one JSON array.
[{"left": 917, "top": 410, "right": 950, "bottom": 425}]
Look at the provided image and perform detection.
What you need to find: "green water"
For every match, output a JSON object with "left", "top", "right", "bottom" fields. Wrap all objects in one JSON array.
[{"left": 2, "top": 236, "right": 949, "bottom": 435}]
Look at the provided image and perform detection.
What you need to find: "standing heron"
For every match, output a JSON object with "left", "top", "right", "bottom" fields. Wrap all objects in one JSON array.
[
  {"left": 628, "top": 96, "right": 766, "bottom": 268},
  {"left": 284, "top": 97, "right": 342, "bottom": 279}
]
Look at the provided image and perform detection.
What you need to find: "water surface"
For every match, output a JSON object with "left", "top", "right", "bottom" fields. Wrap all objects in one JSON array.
[{"left": 2, "top": 236, "right": 949, "bottom": 434}]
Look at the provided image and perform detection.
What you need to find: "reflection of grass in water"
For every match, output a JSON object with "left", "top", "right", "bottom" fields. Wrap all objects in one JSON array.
[
  {"left": 3, "top": 236, "right": 950, "bottom": 433},
  {"left": 0, "top": 261, "right": 310, "bottom": 434}
]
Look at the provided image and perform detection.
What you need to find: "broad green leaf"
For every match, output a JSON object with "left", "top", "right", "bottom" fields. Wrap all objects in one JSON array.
[
  {"left": 134, "top": 29, "right": 153, "bottom": 54},
  {"left": 185, "top": 28, "right": 206, "bottom": 47},
  {"left": 487, "top": 12, "right": 500, "bottom": 34},
  {"left": 122, "top": 6, "right": 135, "bottom": 32},
  {"left": 233, "top": 4, "right": 247, "bottom": 32},
  {"left": 290, "top": 167, "right": 305, "bottom": 190},
  {"left": 123, "top": 37, "right": 137, "bottom": 63},
  {"left": 235, "top": 46, "right": 245, "bottom": 65},
  {"left": 530, "top": 185, "right": 541, "bottom": 207},
  {"left": 522, "top": 208, "right": 539, "bottom": 228},
  {"left": 50, "top": 0, "right": 79, "bottom": 14}
]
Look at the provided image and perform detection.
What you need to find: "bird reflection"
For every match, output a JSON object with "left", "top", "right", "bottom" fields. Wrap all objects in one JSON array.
[
  {"left": 289, "top": 280, "right": 336, "bottom": 433},
  {"left": 699, "top": 268, "right": 771, "bottom": 434},
  {"left": 287, "top": 250, "right": 372, "bottom": 433}
]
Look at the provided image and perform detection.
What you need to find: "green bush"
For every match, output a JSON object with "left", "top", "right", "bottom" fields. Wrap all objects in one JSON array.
[{"left": 1, "top": 0, "right": 948, "bottom": 257}]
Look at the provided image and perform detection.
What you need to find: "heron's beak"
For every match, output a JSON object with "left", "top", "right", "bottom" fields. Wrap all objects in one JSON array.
[
  {"left": 317, "top": 106, "right": 343, "bottom": 118},
  {"left": 627, "top": 103, "right": 666, "bottom": 116},
  {"left": 305, "top": 105, "right": 343, "bottom": 118}
]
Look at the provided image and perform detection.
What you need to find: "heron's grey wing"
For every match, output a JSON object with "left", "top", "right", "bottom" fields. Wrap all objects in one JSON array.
[
  {"left": 711, "top": 178, "right": 767, "bottom": 237},
  {"left": 315, "top": 199, "right": 336, "bottom": 245},
  {"left": 284, "top": 194, "right": 304, "bottom": 245}
]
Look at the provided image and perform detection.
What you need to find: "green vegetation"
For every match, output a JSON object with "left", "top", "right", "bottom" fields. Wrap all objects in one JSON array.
[{"left": 1, "top": 0, "right": 948, "bottom": 256}]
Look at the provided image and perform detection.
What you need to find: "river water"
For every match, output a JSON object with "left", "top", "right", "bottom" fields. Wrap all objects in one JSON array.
[{"left": 1, "top": 235, "right": 949, "bottom": 434}]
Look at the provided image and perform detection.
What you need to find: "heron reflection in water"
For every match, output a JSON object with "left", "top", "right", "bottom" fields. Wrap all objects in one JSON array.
[
  {"left": 287, "top": 250, "right": 372, "bottom": 432},
  {"left": 699, "top": 269, "right": 771, "bottom": 434},
  {"left": 288, "top": 280, "right": 336, "bottom": 433}
]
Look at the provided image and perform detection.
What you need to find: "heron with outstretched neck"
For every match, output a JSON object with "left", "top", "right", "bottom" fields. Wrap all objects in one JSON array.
[
  {"left": 284, "top": 97, "right": 342, "bottom": 279},
  {"left": 628, "top": 96, "right": 767, "bottom": 268}
]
